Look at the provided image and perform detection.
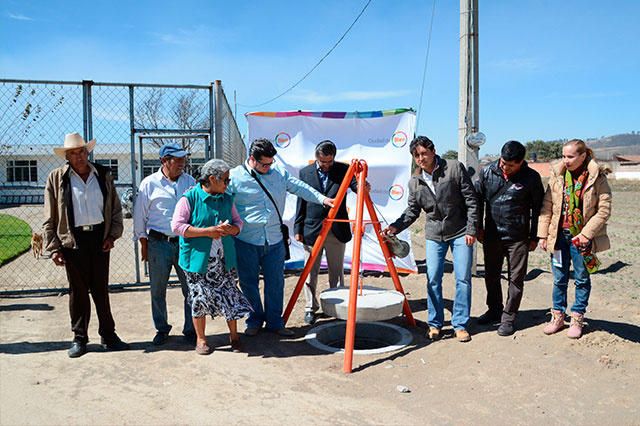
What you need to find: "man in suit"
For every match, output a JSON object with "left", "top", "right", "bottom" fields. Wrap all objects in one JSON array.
[{"left": 294, "top": 140, "right": 364, "bottom": 324}]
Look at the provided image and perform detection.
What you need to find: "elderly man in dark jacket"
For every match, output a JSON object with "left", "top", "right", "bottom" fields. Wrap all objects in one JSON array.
[
  {"left": 384, "top": 136, "right": 479, "bottom": 342},
  {"left": 475, "top": 140, "right": 544, "bottom": 336}
]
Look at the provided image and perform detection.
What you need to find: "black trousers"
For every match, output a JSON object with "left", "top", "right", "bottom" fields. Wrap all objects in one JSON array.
[
  {"left": 483, "top": 234, "right": 529, "bottom": 323},
  {"left": 62, "top": 224, "right": 116, "bottom": 344}
]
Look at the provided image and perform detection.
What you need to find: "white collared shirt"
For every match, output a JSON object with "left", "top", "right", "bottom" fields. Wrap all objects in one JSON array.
[
  {"left": 133, "top": 168, "right": 196, "bottom": 240},
  {"left": 70, "top": 163, "right": 104, "bottom": 227},
  {"left": 421, "top": 168, "right": 436, "bottom": 194}
]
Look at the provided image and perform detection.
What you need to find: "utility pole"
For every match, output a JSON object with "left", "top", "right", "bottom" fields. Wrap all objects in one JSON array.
[
  {"left": 459, "top": 0, "right": 484, "bottom": 273},
  {"left": 458, "top": 0, "right": 484, "bottom": 178}
]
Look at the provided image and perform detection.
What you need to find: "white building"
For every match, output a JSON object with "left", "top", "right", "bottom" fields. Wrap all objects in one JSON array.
[{"left": 1, "top": 142, "right": 207, "bottom": 204}]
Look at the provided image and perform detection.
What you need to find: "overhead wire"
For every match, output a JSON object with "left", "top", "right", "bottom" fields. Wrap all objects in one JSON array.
[
  {"left": 237, "top": 0, "right": 373, "bottom": 109},
  {"left": 415, "top": 0, "right": 437, "bottom": 133}
]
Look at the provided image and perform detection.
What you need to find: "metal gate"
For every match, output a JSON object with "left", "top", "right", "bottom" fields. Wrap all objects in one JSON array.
[{"left": 0, "top": 79, "right": 246, "bottom": 293}]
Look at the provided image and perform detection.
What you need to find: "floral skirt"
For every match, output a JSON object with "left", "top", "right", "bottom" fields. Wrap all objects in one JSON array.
[{"left": 184, "top": 249, "right": 253, "bottom": 321}]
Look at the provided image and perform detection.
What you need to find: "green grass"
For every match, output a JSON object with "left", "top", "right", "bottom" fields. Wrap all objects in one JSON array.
[{"left": 0, "top": 214, "right": 33, "bottom": 266}]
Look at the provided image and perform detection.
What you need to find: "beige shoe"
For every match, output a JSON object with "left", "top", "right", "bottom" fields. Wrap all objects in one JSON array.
[
  {"left": 426, "top": 327, "right": 441, "bottom": 340},
  {"left": 543, "top": 309, "right": 565, "bottom": 335},
  {"left": 456, "top": 329, "right": 471, "bottom": 342}
]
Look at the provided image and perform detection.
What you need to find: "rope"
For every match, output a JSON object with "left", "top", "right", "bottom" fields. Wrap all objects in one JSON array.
[
  {"left": 415, "top": 0, "right": 437, "bottom": 132},
  {"left": 237, "top": 0, "right": 373, "bottom": 108}
]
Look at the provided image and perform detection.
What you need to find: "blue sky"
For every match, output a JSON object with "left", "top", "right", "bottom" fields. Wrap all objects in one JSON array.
[{"left": 1, "top": 0, "right": 638, "bottom": 155}]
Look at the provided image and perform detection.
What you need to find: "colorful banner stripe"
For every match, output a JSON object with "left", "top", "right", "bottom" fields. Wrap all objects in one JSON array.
[{"left": 246, "top": 108, "right": 414, "bottom": 119}]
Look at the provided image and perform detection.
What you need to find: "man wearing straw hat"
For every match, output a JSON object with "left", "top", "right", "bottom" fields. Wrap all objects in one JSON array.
[{"left": 44, "top": 132, "right": 129, "bottom": 358}]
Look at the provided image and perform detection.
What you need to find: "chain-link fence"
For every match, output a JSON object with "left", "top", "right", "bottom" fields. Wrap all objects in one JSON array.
[{"left": 0, "top": 79, "right": 246, "bottom": 294}]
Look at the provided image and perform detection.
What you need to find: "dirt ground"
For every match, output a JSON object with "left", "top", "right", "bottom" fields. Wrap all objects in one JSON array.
[{"left": 1, "top": 189, "right": 639, "bottom": 425}]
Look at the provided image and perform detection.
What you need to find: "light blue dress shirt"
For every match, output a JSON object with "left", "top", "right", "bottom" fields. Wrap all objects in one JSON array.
[
  {"left": 133, "top": 169, "right": 196, "bottom": 240},
  {"left": 228, "top": 161, "right": 327, "bottom": 246}
]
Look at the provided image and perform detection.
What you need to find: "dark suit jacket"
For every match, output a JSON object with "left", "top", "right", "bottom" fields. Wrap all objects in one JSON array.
[{"left": 294, "top": 161, "right": 358, "bottom": 245}]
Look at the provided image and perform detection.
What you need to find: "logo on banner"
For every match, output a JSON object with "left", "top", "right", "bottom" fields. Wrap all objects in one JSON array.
[
  {"left": 391, "top": 131, "right": 408, "bottom": 148},
  {"left": 274, "top": 132, "right": 291, "bottom": 148},
  {"left": 388, "top": 184, "right": 405, "bottom": 200}
]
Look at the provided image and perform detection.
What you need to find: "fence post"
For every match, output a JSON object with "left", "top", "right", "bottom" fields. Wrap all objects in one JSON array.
[
  {"left": 208, "top": 83, "right": 215, "bottom": 161},
  {"left": 82, "top": 80, "right": 94, "bottom": 160},
  {"left": 129, "top": 85, "right": 141, "bottom": 284},
  {"left": 213, "top": 80, "right": 223, "bottom": 160}
]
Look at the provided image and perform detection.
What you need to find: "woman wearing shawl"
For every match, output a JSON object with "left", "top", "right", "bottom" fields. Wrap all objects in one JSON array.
[
  {"left": 537, "top": 139, "right": 612, "bottom": 339},
  {"left": 171, "top": 159, "right": 252, "bottom": 355}
]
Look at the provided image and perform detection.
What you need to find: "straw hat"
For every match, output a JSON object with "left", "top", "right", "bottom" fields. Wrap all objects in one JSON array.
[{"left": 53, "top": 133, "right": 96, "bottom": 158}]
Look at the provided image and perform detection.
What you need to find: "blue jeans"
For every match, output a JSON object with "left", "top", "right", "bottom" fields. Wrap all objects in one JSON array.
[
  {"left": 234, "top": 238, "right": 286, "bottom": 330},
  {"left": 425, "top": 235, "right": 473, "bottom": 330},
  {"left": 147, "top": 239, "right": 194, "bottom": 335},
  {"left": 551, "top": 232, "right": 591, "bottom": 314}
]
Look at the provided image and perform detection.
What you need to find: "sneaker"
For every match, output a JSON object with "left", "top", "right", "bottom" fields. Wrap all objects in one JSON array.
[
  {"left": 456, "top": 329, "right": 472, "bottom": 342},
  {"left": 303, "top": 312, "right": 317, "bottom": 325},
  {"left": 244, "top": 326, "right": 261, "bottom": 337},
  {"left": 497, "top": 322, "right": 514, "bottom": 336},
  {"left": 426, "top": 327, "right": 441, "bottom": 340},
  {"left": 275, "top": 328, "right": 295, "bottom": 337},
  {"left": 477, "top": 309, "right": 502, "bottom": 325},
  {"left": 101, "top": 334, "right": 130, "bottom": 351},
  {"left": 152, "top": 332, "right": 169, "bottom": 346},
  {"left": 567, "top": 312, "right": 584, "bottom": 339},
  {"left": 543, "top": 309, "right": 565, "bottom": 335},
  {"left": 68, "top": 341, "right": 87, "bottom": 358}
]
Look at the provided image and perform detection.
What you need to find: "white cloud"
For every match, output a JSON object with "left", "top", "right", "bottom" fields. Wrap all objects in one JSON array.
[
  {"left": 8, "top": 13, "right": 34, "bottom": 21},
  {"left": 288, "top": 89, "right": 413, "bottom": 104}
]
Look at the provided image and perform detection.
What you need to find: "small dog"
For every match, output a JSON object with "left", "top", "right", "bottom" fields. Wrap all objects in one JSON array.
[{"left": 31, "top": 233, "right": 43, "bottom": 259}]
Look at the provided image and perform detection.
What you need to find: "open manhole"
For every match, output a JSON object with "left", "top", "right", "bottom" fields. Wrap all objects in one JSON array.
[{"left": 305, "top": 321, "right": 412, "bottom": 355}]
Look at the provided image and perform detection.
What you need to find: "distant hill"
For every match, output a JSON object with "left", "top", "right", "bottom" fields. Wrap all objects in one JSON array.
[{"left": 587, "top": 133, "right": 640, "bottom": 158}]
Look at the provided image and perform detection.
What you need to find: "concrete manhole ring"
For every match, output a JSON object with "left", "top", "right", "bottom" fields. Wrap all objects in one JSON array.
[{"left": 305, "top": 321, "right": 413, "bottom": 355}]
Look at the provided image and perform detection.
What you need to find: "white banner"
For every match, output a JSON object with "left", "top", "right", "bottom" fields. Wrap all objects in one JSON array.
[{"left": 246, "top": 109, "right": 417, "bottom": 273}]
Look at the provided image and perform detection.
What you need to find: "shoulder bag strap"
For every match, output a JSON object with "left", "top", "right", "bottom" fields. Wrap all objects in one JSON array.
[{"left": 243, "top": 164, "right": 284, "bottom": 226}]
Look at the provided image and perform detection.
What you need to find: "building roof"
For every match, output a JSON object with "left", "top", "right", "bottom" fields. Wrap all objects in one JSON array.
[{"left": 3, "top": 142, "right": 206, "bottom": 156}]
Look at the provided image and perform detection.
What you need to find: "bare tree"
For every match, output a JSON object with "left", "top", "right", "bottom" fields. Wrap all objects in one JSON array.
[
  {"left": 172, "top": 90, "right": 209, "bottom": 153},
  {"left": 134, "top": 88, "right": 209, "bottom": 150},
  {"left": 133, "top": 87, "right": 166, "bottom": 147},
  {"left": 0, "top": 85, "right": 64, "bottom": 155}
]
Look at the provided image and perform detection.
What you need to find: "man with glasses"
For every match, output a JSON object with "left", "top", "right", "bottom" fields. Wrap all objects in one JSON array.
[
  {"left": 228, "top": 138, "right": 334, "bottom": 337},
  {"left": 133, "top": 142, "right": 197, "bottom": 346},
  {"left": 294, "top": 140, "right": 363, "bottom": 324}
]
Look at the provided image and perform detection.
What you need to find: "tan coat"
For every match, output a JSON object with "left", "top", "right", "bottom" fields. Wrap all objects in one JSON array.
[
  {"left": 537, "top": 158, "right": 611, "bottom": 253},
  {"left": 43, "top": 162, "right": 123, "bottom": 253}
]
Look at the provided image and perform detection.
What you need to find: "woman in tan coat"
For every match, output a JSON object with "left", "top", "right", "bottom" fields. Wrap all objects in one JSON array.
[{"left": 537, "top": 139, "right": 611, "bottom": 339}]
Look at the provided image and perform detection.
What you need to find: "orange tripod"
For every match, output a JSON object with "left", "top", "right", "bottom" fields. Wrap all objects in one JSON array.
[{"left": 283, "top": 159, "right": 416, "bottom": 373}]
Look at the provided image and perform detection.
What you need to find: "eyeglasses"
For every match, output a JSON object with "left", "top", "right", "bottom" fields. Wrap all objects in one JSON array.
[
  {"left": 257, "top": 158, "right": 276, "bottom": 168},
  {"left": 317, "top": 159, "right": 334, "bottom": 166},
  {"left": 222, "top": 177, "right": 230, "bottom": 185}
]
